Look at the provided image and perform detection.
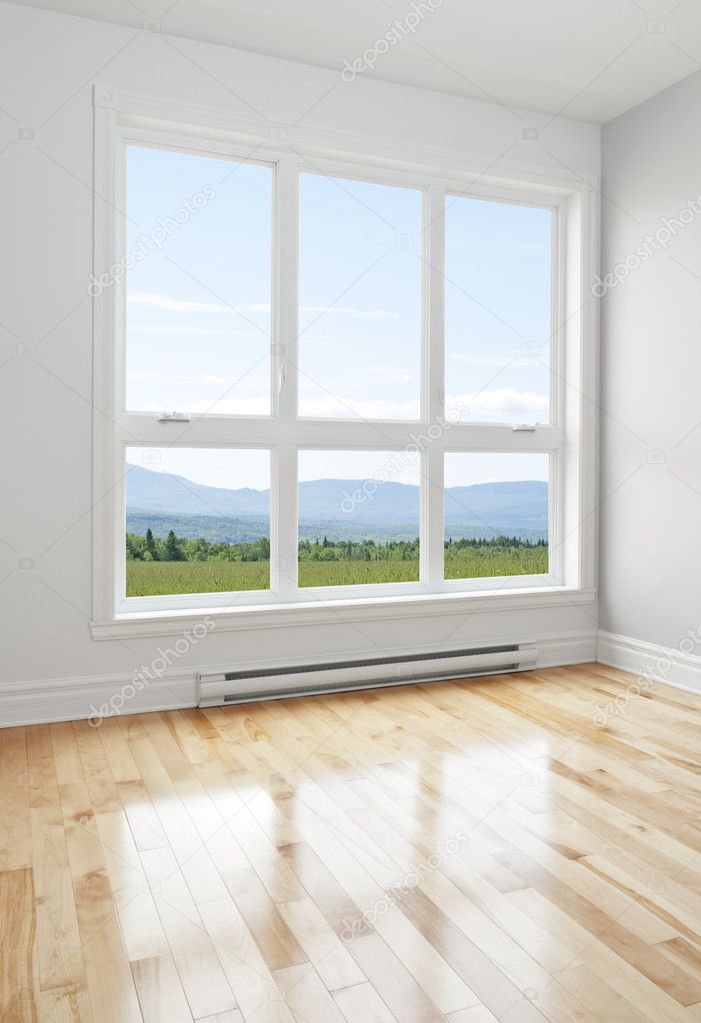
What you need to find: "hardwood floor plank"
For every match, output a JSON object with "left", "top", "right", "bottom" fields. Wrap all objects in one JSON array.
[
  {"left": 345, "top": 931, "right": 446, "bottom": 1023},
  {"left": 273, "top": 963, "right": 347, "bottom": 1022},
  {"left": 332, "top": 981, "right": 398, "bottom": 1023},
  {"left": 139, "top": 848, "right": 238, "bottom": 1019},
  {"left": 0, "top": 728, "right": 32, "bottom": 870},
  {"left": 93, "top": 810, "right": 169, "bottom": 962},
  {"left": 37, "top": 984, "right": 93, "bottom": 1023},
  {"left": 30, "top": 805, "right": 85, "bottom": 992},
  {"left": 131, "top": 952, "right": 194, "bottom": 1023},
  {"left": 0, "top": 868, "right": 38, "bottom": 1023},
  {"left": 224, "top": 867, "right": 307, "bottom": 973},
  {"left": 198, "top": 898, "right": 293, "bottom": 1022},
  {"left": 72, "top": 869, "right": 143, "bottom": 1022},
  {"left": 276, "top": 895, "right": 366, "bottom": 992}
]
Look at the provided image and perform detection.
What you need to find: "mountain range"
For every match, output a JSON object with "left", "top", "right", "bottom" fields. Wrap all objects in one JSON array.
[{"left": 125, "top": 464, "right": 547, "bottom": 543}]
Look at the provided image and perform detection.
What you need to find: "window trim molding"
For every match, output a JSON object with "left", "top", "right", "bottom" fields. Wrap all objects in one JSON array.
[{"left": 91, "top": 85, "right": 599, "bottom": 634}]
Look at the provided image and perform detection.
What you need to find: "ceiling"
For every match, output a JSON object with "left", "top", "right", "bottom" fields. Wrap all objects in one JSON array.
[{"left": 8, "top": 0, "right": 701, "bottom": 123}]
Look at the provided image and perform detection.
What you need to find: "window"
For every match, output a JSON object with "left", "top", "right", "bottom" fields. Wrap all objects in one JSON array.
[
  {"left": 444, "top": 453, "right": 550, "bottom": 581},
  {"left": 125, "top": 447, "right": 270, "bottom": 597},
  {"left": 445, "top": 196, "right": 553, "bottom": 423},
  {"left": 298, "top": 450, "right": 420, "bottom": 587},
  {"left": 126, "top": 146, "right": 272, "bottom": 416},
  {"left": 298, "top": 174, "right": 422, "bottom": 419},
  {"left": 93, "top": 100, "right": 595, "bottom": 627}
]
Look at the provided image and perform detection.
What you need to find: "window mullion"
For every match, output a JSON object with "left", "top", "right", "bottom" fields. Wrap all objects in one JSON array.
[
  {"left": 271, "top": 441, "right": 299, "bottom": 600},
  {"left": 424, "top": 183, "right": 446, "bottom": 590},
  {"left": 275, "top": 154, "right": 299, "bottom": 423},
  {"left": 272, "top": 155, "right": 299, "bottom": 599}
]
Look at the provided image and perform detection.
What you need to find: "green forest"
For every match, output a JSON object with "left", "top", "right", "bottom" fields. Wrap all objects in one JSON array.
[{"left": 126, "top": 530, "right": 548, "bottom": 595}]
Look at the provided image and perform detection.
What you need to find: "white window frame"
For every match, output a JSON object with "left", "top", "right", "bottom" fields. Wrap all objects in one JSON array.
[{"left": 90, "top": 86, "right": 598, "bottom": 638}]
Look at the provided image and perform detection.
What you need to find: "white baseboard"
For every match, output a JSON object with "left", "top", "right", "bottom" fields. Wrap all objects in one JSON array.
[
  {"left": 597, "top": 629, "right": 701, "bottom": 696},
  {"left": 0, "top": 630, "right": 596, "bottom": 728}
]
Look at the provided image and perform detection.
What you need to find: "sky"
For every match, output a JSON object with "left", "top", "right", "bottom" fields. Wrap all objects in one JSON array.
[{"left": 125, "top": 144, "right": 552, "bottom": 491}]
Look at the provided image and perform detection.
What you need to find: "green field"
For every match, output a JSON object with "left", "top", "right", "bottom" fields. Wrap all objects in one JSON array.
[
  {"left": 126, "top": 545, "right": 548, "bottom": 596},
  {"left": 126, "top": 559, "right": 270, "bottom": 596},
  {"left": 444, "top": 544, "right": 547, "bottom": 580}
]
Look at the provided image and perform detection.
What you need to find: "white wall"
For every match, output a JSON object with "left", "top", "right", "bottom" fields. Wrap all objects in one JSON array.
[
  {"left": 600, "top": 70, "right": 701, "bottom": 653},
  {"left": 0, "top": 2, "right": 600, "bottom": 720}
]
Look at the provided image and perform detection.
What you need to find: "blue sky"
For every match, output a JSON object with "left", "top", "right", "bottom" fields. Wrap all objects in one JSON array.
[{"left": 125, "top": 144, "right": 551, "bottom": 491}]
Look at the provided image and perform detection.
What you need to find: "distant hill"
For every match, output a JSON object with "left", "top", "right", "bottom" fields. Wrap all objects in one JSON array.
[{"left": 125, "top": 464, "right": 547, "bottom": 543}]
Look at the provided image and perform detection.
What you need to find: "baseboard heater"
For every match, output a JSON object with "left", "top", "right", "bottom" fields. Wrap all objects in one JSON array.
[{"left": 197, "top": 642, "right": 538, "bottom": 707}]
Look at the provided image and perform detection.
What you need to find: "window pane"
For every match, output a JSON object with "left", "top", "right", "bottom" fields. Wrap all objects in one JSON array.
[
  {"left": 298, "top": 451, "right": 420, "bottom": 587},
  {"left": 126, "top": 146, "right": 271, "bottom": 415},
  {"left": 444, "top": 453, "right": 549, "bottom": 579},
  {"left": 445, "top": 196, "right": 552, "bottom": 423},
  {"left": 125, "top": 448, "right": 270, "bottom": 596},
  {"left": 298, "top": 174, "right": 422, "bottom": 420}
]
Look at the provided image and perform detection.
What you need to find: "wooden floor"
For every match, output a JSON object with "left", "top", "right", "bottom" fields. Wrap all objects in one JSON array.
[{"left": 2, "top": 663, "right": 701, "bottom": 1022}]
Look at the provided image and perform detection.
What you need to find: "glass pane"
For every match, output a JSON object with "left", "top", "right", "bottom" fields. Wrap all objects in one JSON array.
[
  {"left": 125, "top": 448, "right": 270, "bottom": 596},
  {"left": 298, "top": 450, "right": 420, "bottom": 587},
  {"left": 445, "top": 196, "right": 552, "bottom": 423},
  {"left": 298, "top": 174, "right": 422, "bottom": 420},
  {"left": 444, "top": 453, "right": 549, "bottom": 579},
  {"left": 125, "top": 146, "right": 271, "bottom": 415}
]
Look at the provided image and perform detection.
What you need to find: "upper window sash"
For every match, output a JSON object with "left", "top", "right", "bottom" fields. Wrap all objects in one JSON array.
[{"left": 113, "top": 127, "right": 565, "bottom": 434}]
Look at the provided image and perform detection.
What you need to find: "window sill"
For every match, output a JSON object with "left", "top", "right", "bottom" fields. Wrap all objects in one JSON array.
[{"left": 90, "top": 585, "right": 596, "bottom": 640}]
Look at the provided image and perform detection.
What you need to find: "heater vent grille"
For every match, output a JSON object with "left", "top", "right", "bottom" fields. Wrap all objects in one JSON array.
[
  {"left": 198, "top": 642, "right": 537, "bottom": 707},
  {"left": 219, "top": 644, "right": 519, "bottom": 683}
]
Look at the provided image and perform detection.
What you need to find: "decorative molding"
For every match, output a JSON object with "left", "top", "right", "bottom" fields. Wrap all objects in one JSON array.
[
  {"left": 0, "top": 630, "right": 596, "bottom": 728},
  {"left": 93, "top": 85, "right": 599, "bottom": 194},
  {"left": 91, "top": 587, "right": 597, "bottom": 641},
  {"left": 597, "top": 630, "right": 701, "bottom": 696}
]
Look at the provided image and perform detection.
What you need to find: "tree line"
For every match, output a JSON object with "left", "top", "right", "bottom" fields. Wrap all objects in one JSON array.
[{"left": 127, "top": 530, "right": 546, "bottom": 563}]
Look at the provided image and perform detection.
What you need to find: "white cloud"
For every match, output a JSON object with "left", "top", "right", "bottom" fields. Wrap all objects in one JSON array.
[
  {"left": 447, "top": 388, "right": 549, "bottom": 421},
  {"left": 130, "top": 323, "right": 262, "bottom": 336},
  {"left": 131, "top": 396, "right": 271, "bottom": 415},
  {"left": 298, "top": 394, "right": 421, "bottom": 420},
  {"left": 301, "top": 305, "right": 399, "bottom": 321},
  {"left": 128, "top": 291, "right": 229, "bottom": 313},
  {"left": 447, "top": 354, "right": 514, "bottom": 366},
  {"left": 129, "top": 292, "right": 396, "bottom": 322}
]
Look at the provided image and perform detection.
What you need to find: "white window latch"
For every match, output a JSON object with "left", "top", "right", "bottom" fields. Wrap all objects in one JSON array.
[
  {"left": 157, "top": 411, "right": 191, "bottom": 422},
  {"left": 512, "top": 423, "right": 537, "bottom": 432}
]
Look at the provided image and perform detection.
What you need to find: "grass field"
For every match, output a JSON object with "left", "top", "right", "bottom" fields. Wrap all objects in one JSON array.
[
  {"left": 126, "top": 545, "right": 548, "bottom": 596},
  {"left": 126, "top": 560, "right": 270, "bottom": 597},
  {"left": 445, "top": 545, "right": 548, "bottom": 580},
  {"left": 298, "top": 559, "right": 419, "bottom": 588}
]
